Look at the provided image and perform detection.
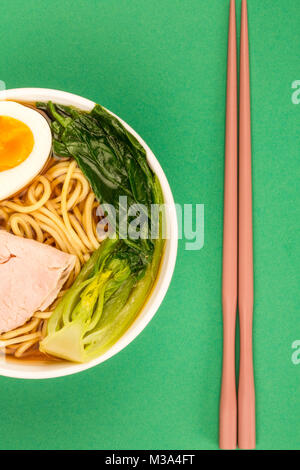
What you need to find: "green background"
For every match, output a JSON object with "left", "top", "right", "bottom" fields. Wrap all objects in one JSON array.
[{"left": 0, "top": 0, "right": 299, "bottom": 450}]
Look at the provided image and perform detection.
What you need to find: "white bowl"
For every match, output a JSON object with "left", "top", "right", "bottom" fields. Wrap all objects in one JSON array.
[{"left": 0, "top": 88, "right": 178, "bottom": 379}]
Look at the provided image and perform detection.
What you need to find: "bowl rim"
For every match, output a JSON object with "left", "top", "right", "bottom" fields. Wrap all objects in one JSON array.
[{"left": 0, "top": 88, "right": 178, "bottom": 379}]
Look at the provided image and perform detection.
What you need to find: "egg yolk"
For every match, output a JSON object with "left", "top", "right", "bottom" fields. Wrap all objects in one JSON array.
[{"left": 0, "top": 116, "right": 34, "bottom": 171}]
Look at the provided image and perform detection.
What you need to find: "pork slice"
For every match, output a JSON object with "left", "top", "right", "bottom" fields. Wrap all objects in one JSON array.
[{"left": 0, "top": 230, "right": 76, "bottom": 333}]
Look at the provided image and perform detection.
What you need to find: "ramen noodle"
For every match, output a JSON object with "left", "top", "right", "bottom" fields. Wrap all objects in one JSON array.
[{"left": 0, "top": 157, "right": 102, "bottom": 358}]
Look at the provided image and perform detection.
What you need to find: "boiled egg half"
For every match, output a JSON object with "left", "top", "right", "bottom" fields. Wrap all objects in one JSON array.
[{"left": 0, "top": 101, "right": 52, "bottom": 200}]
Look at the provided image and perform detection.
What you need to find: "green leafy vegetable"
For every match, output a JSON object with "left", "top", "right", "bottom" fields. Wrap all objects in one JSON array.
[
  {"left": 40, "top": 231, "right": 163, "bottom": 362},
  {"left": 37, "top": 100, "right": 159, "bottom": 267},
  {"left": 38, "top": 101, "right": 165, "bottom": 362}
]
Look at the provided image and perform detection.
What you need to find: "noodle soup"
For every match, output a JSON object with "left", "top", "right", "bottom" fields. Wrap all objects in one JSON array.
[{"left": 0, "top": 88, "right": 177, "bottom": 379}]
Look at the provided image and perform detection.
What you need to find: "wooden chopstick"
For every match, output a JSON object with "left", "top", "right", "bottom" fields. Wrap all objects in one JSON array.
[
  {"left": 238, "top": 0, "right": 255, "bottom": 449},
  {"left": 220, "top": 0, "right": 255, "bottom": 450},
  {"left": 219, "top": 0, "right": 238, "bottom": 450}
]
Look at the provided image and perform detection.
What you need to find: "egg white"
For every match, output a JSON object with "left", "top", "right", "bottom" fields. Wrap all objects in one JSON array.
[{"left": 0, "top": 101, "right": 52, "bottom": 201}]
